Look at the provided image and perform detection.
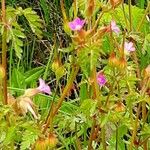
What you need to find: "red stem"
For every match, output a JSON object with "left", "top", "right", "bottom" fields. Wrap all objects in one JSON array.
[{"left": 2, "top": 0, "right": 8, "bottom": 105}]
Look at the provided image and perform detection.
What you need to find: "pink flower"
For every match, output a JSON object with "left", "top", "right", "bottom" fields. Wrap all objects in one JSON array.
[
  {"left": 110, "top": 20, "right": 120, "bottom": 34},
  {"left": 124, "top": 41, "right": 135, "bottom": 52},
  {"left": 69, "top": 17, "right": 85, "bottom": 31},
  {"left": 37, "top": 78, "right": 51, "bottom": 95},
  {"left": 97, "top": 72, "right": 107, "bottom": 86}
]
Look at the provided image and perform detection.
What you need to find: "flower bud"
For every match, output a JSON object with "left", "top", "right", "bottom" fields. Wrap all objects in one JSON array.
[
  {"left": 52, "top": 59, "right": 61, "bottom": 72},
  {"left": 0, "top": 65, "right": 5, "bottom": 79},
  {"left": 115, "top": 102, "right": 125, "bottom": 112},
  {"left": 144, "top": 64, "right": 150, "bottom": 78},
  {"left": 118, "top": 57, "right": 127, "bottom": 69},
  {"left": 86, "top": 0, "right": 95, "bottom": 17},
  {"left": 46, "top": 133, "right": 58, "bottom": 148},
  {"left": 35, "top": 138, "right": 47, "bottom": 150},
  {"left": 108, "top": 52, "right": 119, "bottom": 67},
  {"left": 110, "top": 0, "right": 122, "bottom": 8}
]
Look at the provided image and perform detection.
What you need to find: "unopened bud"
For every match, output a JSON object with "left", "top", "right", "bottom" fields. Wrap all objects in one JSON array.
[
  {"left": 86, "top": 0, "right": 95, "bottom": 17},
  {"left": 46, "top": 134, "right": 58, "bottom": 148},
  {"left": 144, "top": 64, "right": 150, "bottom": 78},
  {"left": 115, "top": 102, "right": 125, "bottom": 112},
  {"left": 52, "top": 59, "right": 61, "bottom": 72},
  {"left": 108, "top": 52, "right": 119, "bottom": 67},
  {"left": 35, "top": 138, "right": 47, "bottom": 150},
  {"left": 110, "top": 0, "right": 122, "bottom": 8},
  {"left": 118, "top": 57, "right": 127, "bottom": 69}
]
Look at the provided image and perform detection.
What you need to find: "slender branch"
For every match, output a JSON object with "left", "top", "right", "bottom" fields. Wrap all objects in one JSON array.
[
  {"left": 101, "top": 125, "right": 106, "bottom": 150},
  {"left": 128, "top": 0, "right": 132, "bottom": 31},
  {"left": 75, "top": 122, "right": 82, "bottom": 150},
  {"left": 2, "top": 0, "right": 8, "bottom": 105},
  {"left": 42, "top": 65, "right": 79, "bottom": 134},
  {"left": 116, "top": 124, "right": 118, "bottom": 150},
  {"left": 130, "top": 79, "right": 150, "bottom": 149},
  {"left": 88, "top": 117, "right": 96, "bottom": 150},
  {"left": 122, "top": 3, "right": 129, "bottom": 30},
  {"left": 136, "top": 2, "right": 150, "bottom": 32},
  {"left": 52, "top": 65, "right": 79, "bottom": 115}
]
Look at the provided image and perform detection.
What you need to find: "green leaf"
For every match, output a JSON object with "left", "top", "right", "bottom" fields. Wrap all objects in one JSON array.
[
  {"left": 23, "top": 8, "right": 43, "bottom": 39},
  {"left": 80, "top": 99, "right": 97, "bottom": 117},
  {"left": 78, "top": 45, "right": 101, "bottom": 77},
  {"left": 3, "top": 126, "right": 16, "bottom": 145},
  {"left": 11, "top": 68, "right": 26, "bottom": 89},
  {"left": 21, "top": 130, "right": 38, "bottom": 150},
  {"left": 24, "top": 67, "right": 44, "bottom": 84}
]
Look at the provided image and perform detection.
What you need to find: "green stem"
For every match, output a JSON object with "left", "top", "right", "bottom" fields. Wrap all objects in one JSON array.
[
  {"left": 116, "top": 124, "right": 118, "bottom": 150},
  {"left": 42, "top": 82, "right": 59, "bottom": 134},
  {"left": 75, "top": 122, "right": 82, "bottom": 150},
  {"left": 136, "top": 2, "right": 150, "bottom": 32},
  {"left": 130, "top": 79, "right": 150, "bottom": 149},
  {"left": 101, "top": 125, "right": 106, "bottom": 150},
  {"left": 9, "top": 45, "right": 13, "bottom": 87},
  {"left": 128, "top": 0, "right": 132, "bottom": 31},
  {"left": 52, "top": 65, "right": 79, "bottom": 115},
  {"left": 122, "top": 3, "right": 129, "bottom": 30},
  {"left": 88, "top": 117, "right": 96, "bottom": 150},
  {"left": 43, "top": 47, "right": 53, "bottom": 80},
  {"left": 2, "top": 0, "right": 8, "bottom": 105}
]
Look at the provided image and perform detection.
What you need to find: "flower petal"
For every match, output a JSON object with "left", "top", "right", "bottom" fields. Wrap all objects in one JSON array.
[
  {"left": 37, "top": 78, "right": 51, "bottom": 95},
  {"left": 69, "top": 17, "right": 85, "bottom": 31},
  {"left": 97, "top": 72, "right": 107, "bottom": 86}
]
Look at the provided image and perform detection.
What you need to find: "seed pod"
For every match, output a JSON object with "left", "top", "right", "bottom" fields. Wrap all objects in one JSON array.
[
  {"left": 115, "top": 102, "right": 125, "bottom": 112},
  {"left": 108, "top": 52, "right": 119, "bottom": 67},
  {"left": 35, "top": 138, "right": 47, "bottom": 150},
  {"left": 118, "top": 57, "right": 127, "bottom": 69},
  {"left": 144, "top": 64, "right": 150, "bottom": 78},
  {"left": 52, "top": 59, "right": 61, "bottom": 73},
  {"left": 110, "top": 0, "right": 122, "bottom": 8},
  {"left": 86, "top": 0, "right": 95, "bottom": 17},
  {"left": 46, "top": 133, "right": 58, "bottom": 149}
]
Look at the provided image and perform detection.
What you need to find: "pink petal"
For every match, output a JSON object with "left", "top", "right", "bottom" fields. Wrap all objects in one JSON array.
[
  {"left": 69, "top": 22, "right": 76, "bottom": 30},
  {"left": 124, "top": 42, "right": 135, "bottom": 52},
  {"left": 37, "top": 78, "right": 51, "bottom": 95},
  {"left": 97, "top": 73, "right": 107, "bottom": 86},
  {"left": 111, "top": 20, "right": 120, "bottom": 34},
  {"left": 68, "top": 17, "right": 85, "bottom": 31}
]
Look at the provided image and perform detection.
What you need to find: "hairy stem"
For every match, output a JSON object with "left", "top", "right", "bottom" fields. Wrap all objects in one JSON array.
[
  {"left": 128, "top": 0, "right": 132, "bottom": 31},
  {"left": 101, "top": 125, "right": 106, "bottom": 150},
  {"left": 42, "top": 65, "right": 79, "bottom": 133},
  {"left": 122, "top": 3, "right": 129, "bottom": 30},
  {"left": 130, "top": 79, "right": 150, "bottom": 149},
  {"left": 136, "top": 2, "right": 150, "bottom": 32},
  {"left": 88, "top": 117, "right": 96, "bottom": 150},
  {"left": 1, "top": 0, "right": 8, "bottom": 105}
]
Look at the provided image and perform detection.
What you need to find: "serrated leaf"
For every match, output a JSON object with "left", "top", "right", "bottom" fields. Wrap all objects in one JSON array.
[
  {"left": 21, "top": 130, "right": 38, "bottom": 150},
  {"left": 80, "top": 99, "right": 97, "bottom": 117},
  {"left": 23, "top": 8, "right": 43, "bottom": 38},
  {"left": 78, "top": 45, "right": 101, "bottom": 77}
]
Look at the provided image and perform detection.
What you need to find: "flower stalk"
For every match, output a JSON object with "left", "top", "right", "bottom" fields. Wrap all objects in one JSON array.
[
  {"left": 43, "top": 64, "right": 79, "bottom": 134},
  {"left": 1, "top": 0, "right": 8, "bottom": 105}
]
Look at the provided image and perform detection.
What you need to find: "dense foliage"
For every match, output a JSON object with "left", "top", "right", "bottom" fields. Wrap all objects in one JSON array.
[{"left": 0, "top": 0, "right": 150, "bottom": 149}]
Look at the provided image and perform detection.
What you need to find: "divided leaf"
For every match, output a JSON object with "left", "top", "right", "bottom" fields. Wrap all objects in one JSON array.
[{"left": 23, "top": 8, "right": 43, "bottom": 39}]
